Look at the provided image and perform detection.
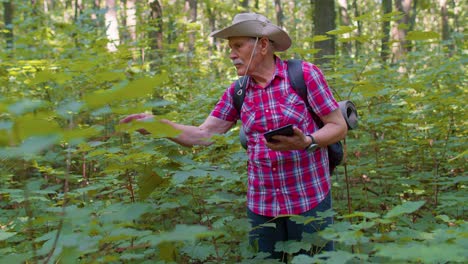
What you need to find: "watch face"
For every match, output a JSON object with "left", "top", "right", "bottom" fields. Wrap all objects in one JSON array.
[{"left": 307, "top": 143, "right": 319, "bottom": 153}]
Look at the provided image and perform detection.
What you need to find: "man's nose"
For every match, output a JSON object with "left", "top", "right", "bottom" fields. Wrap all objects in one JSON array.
[{"left": 229, "top": 50, "right": 237, "bottom": 60}]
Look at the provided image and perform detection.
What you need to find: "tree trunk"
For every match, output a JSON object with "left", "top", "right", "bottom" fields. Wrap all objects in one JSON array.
[
  {"left": 3, "top": 1, "right": 14, "bottom": 52},
  {"left": 204, "top": 0, "right": 217, "bottom": 52},
  {"left": 274, "top": 0, "right": 284, "bottom": 28},
  {"left": 381, "top": 0, "right": 392, "bottom": 62},
  {"left": 148, "top": 0, "right": 163, "bottom": 64},
  {"left": 125, "top": 0, "right": 137, "bottom": 42},
  {"left": 352, "top": 0, "right": 362, "bottom": 57},
  {"left": 440, "top": 0, "right": 449, "bottom": 41},
  {"left": 92, "top": 0, "right": 104, "bottom": 28},
  {"left": 74, "top": 0, "right": 83, "bottom": 22},
  {"left": 240, "top": 0, "right": 249, "bottom": 11},
  {"left": 312, "top": 0, "right": 336, "bottom": 65},
  {"left": 105, "top": 0, "right": 120, "bottom": 52},
  {"left": 187, "top": 0, "right": 197, "bottom": 55},
  {"left": 337, "top": 0, "right": 351, "bottom": 56},
  {"left": 392, "top": 0, "right": 411, "bottom": 62}
]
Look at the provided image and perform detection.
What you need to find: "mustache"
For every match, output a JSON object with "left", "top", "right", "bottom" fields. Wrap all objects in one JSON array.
[{"left": 232, "top": 59, "right": 244, "bottom": 65}]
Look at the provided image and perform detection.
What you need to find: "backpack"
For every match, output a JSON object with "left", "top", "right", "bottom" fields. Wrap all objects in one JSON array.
[{"left": 233, "top": 59, "right": 346, "bottom": 174}]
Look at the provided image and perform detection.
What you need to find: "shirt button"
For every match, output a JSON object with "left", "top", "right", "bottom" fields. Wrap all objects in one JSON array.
[
  {"left": 276, "top": 188, "right": 280, "bottom": 192},
  {"left": 265, "top": 110, "right": 269, "bottom": 113},
  {"left": 272, "top": 168, "right": 276, "bottom": 171}
]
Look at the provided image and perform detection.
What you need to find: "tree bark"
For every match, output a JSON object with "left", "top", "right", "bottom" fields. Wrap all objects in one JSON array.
[
  {"left": 74, "top": 0, "right": 83, "bottom": 22},
  {"left": 337, "top": 0, "right": 352, "bottom": 56},
  {"left": 204, "top": 0, "right": 217, "bottom": 52},
  {"left": 187, "top": 0, "right": 197, "bottom": 55},
  {"left": 381, "top": 0, "right": 392, "bottom": 62},
  {"left": 240, "top": 0, "right": 249, "bottom": 11},
  {"left": 440, "top": 0, "right": 449, "bottom": 41},
  {"left": 274, "top": 0, "right": 284, "bottom": 28},
  {"left": 3, "top": 1, "right": 14, "bottom": 52},
  {"left": 148, "top": 0, "right": 163, "bottom": 63},
  {"left": 392, "top": 0, "right": 411, "bottom": 61},
  {"left": 312, "top": 0, "right": 336, "bottom": 65},
  {"left": 352, "top": 0, "right": 362, "bottom": 57},
  {"left": 125, "top": 0, "right": 137, "bottom": 43},
  {"left": 105, "top": 0, "right": 120, "bottom": 52}
]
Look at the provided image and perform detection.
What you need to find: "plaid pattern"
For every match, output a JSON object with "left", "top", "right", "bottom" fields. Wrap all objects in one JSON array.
[{"left": 211, "top": 57, "right": 338, "bottom": 217}]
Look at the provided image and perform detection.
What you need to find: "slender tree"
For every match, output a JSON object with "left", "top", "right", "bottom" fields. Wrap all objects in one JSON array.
[
  {"left": 105, "top": 0, "right": 120, "bottom": 52},
  {"left": 240, "top": 0, "right": 249, "bottom": 11},
  {"left": 440, "top": 0, "right": 449, "bottom": 41},
  {"left": 274, "top": 0, "right": 284, "bottom": 28},
  {"left": 3, "top": 1, "right": 14, "bottom": 52},
  {"left": 311, "top": 0, "right": 336, "bottom": 65},
  {"left": 392, "top": 0, "right": 412, "bottom": 62},
  {"left": 352, "top": 0, "right": 362, "bottom": 57},
  {"left": 125, "top": 0, "right": 137, "bottom": 43},
  {"left": 381, "top": 0, "right": 392, "bottom": 62},
  {"left": 187, "top": 0, "right": 197, "bottom": 55},
  {"left": 204, "top": 0, "right": 217, "bottom": 52},
  {"left": 337, "top": 0, "right": 352, "bottom": 56},
  {"left": 148, "top": 0, "right": 163, "bottom": 64}
]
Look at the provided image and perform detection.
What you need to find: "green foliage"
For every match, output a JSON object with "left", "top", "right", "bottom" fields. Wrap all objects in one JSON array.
[{"left": 0, "top": 0, "right": 466, "bottom": 263}]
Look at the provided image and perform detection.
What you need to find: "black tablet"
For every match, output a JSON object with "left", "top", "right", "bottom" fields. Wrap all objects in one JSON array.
[{"left": 264, "top": 124, "right": 294, "bottom": 143}]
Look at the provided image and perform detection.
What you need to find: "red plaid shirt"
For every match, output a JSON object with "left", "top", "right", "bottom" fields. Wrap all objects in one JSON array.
[{"left": 211, "top": 57, "right": 338, "bottom": 217}]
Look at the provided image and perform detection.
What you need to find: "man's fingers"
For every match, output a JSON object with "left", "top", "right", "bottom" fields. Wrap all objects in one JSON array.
[{"left": 119, "top": 113, "right": 153, "bottom": 123}]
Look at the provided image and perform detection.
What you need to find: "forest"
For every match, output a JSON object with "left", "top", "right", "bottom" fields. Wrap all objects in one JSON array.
[{"left": 0, "top": 0, "right": 466, "bottom": 263}]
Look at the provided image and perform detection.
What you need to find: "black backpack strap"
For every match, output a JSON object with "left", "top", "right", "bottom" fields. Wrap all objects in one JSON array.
[
  {"left": 287, "top": 59, "right": 324, "bottom": 127},
  {"left": 233, "top": 76, "right": 248, "bottom": 114}
]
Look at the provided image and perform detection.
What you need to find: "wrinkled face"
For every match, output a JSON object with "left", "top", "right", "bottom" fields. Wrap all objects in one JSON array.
[{"left": 228, "top": 36, "right": 258, "bottom": 76}]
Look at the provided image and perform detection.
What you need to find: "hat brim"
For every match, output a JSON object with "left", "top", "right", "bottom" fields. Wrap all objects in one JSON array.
[{"left": 210, "top": 20, "right": 291, "bottom": 52}]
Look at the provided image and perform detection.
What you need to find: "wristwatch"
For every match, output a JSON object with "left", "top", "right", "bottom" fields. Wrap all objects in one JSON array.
[{"left": 305, "top": 135, "right": 319, "bottom": 153}]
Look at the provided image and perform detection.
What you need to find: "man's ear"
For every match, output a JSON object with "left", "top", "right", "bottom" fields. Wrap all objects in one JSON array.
[{"left": 260, "top": 37, "right": 270, "bottom": 54}]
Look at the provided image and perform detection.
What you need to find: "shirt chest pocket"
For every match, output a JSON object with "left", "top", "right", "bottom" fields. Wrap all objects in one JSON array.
[{"left": 241, "top": 92, "right": 309, "bottom": 134}]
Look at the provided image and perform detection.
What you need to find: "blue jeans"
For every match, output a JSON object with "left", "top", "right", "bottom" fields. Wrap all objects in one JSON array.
[{"left": 248, "top": 191, "right": 334, "bottom": 261}]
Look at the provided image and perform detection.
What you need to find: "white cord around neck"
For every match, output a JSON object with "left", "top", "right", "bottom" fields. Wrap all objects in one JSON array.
[{"left": 237, "top": 37, "right": 259, "bottom": 88}]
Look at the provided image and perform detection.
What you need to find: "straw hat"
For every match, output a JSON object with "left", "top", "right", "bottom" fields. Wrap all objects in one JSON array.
[{"left": 210, "top": 13, "right": 291, "bottom": 51}]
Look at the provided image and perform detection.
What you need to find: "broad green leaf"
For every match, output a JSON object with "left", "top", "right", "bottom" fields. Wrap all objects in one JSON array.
[
  {"left": 137, "top": 167, "right": 164, "bottom": 200},
  {"left": 375, "top": 242, "right": 467, "bottom": 263},
  {"left": 93, "top": 71, "right": 126, "bottom": 83},
  {"left": 302, "top": 250, "right": 359, "bottom": 264},
  {"left": 58, "top": 246, "right": 81, "bottom": 263},
  {"left": 12, "top": 112, "right": 61, "bottom": 142},
  {"left": 62, "top": 127, "right": 102, "bottom": 142},
  {"left": 275, "top": 240, "right": 310, "bottom": 254},
  {"left": 0, "top": 135, "right": 59, "bottom": 159},
  {"left": 30, "top": 69, "right": 73, "bottom": 85},
  {"left": 138, "top": 225, "right": 211, "bottom": 246},
  {"left": 29, "top": 69, "right": 55, "bottom": 84},
  {"left": 355, "top": 12, "right": 373, "bottom": 21},
  {"left": 381, "top": 11, "right": 404, "bottom": 22},
  {"left": 406, "top": 31, "right": 440, "bottom": 41},
  {"left": 163, "top": 225, "right": 211, "bottom": 242},
  {"left": 291, "top": 254, "right": 315, "bottom": 264},
  {"left": 384, "top": 200, "right": 426, "bottom": 219},
  {"left": 311, "top": 35, "right": 331, "bottom": 42},
  {"left": 116, "top": 118, "right": 180, "bottom": 138},
  {"left": 341, "top": 211, "right": 380, "bottom": 219},
  {"left": 0, "top": 231, "right": 17, "bottom": 241},
  {"left": 83, "top": 73, "right": 169, "bottom": 108},
  {"left": 327, "top": 26, "right": 357, "bottom": 35},
  {"left": 8, "top": 99, "right": 45, "bottom": 115},
  {"left": 0, "top": 254, "right": 30, "bottom": 264}
]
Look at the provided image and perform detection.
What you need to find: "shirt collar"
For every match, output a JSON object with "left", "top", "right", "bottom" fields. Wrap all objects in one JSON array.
[{"left": 274, "top": 55, "right": 286, "bottom": 80}]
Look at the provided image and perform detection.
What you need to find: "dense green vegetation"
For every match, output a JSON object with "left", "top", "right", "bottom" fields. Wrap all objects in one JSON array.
[{"left": 0, "top": 1, "right": 466, "bottom": 263}]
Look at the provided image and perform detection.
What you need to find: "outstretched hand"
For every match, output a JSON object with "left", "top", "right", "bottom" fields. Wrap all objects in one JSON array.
[
  {"left": 264, "top": 126, "right": 310, "bottom": 151},
  {"left": 119, "top": 113, "right": 154, "bottom": 135}
]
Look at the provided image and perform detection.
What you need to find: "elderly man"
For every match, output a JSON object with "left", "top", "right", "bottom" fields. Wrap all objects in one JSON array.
[{"left": 122, "top": 13, "right": 347, "bottom": 261}]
